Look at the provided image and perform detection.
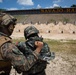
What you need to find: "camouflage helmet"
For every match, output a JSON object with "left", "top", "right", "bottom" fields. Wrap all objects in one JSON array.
[
  {"left": 24, "top": 26, "right": 39, "bottom": 39},
  {"left": 0, "top": 13, "right": 17, "bottom": 27}
]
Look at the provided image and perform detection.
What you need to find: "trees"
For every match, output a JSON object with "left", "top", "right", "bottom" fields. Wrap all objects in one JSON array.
[
  {"left": 71, "top": 4, "right": 76, "bottom": 8},
  {"left": 0, "top": 9, "right": 6, "bottom": 12}
]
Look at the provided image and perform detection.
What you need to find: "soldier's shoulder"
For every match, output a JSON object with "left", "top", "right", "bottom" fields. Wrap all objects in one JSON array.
[
  {"left": 0, "top": 35, "right": 11, "bottom": 47},
  {"left": 17, "top": 41, "right": 26, "bottom": 47}
]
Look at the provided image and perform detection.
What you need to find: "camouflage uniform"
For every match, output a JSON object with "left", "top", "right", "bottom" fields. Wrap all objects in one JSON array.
[
  {"left": 16, "top": 26, "right": 55, "bottom": 75},
  {"left": 0, "top": 13, "right": 43, "bottom": 75}
]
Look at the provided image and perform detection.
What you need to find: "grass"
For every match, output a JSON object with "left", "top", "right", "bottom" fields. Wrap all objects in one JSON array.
[
  {"left": 44, "top": 39, "right": 76, "bottom": 54},
  {"left": 13, "top": 38, "right": 76, "bottom": 55},
  {"left": 13, "top": 37, "right": 25, "bottom": 43}
]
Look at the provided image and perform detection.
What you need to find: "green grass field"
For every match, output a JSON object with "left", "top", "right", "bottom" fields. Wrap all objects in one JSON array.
[
  {"left": 44, "top": 39, "right": 76, "bottom": 54},
  {"left": 13, "top": 38, "right": 76, "bottom": 55}
]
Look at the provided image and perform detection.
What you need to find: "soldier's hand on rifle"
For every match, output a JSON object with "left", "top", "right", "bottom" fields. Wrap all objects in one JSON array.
[{"left": 35, "top": 41, "right": 43, "bottom": 53}]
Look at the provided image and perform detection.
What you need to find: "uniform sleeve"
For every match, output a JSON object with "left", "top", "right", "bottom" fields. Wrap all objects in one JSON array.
[
  {"left": 0, "top": 42, "right": 39, "bottom": 72},
  {"left": 40, "top": 42, "right": 55, "bottom": 61},
  {"left": 16, "top": 42, "right": 40, "bottom": 59}
]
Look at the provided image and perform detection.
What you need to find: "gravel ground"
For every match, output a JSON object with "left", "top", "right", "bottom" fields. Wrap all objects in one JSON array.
[
  {"left": 45, "top": 53, "right": 76, "bottom": 75},
  {"left": 10, "top": 23, "right": 76, "bottom": 75},
  {"left": 10, "top": 52, "right": 76, "bottom": 75}
]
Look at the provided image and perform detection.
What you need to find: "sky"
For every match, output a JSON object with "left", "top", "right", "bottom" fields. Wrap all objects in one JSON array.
[{"left": 0, "top": 0, "right": 76, "bottom": 10}]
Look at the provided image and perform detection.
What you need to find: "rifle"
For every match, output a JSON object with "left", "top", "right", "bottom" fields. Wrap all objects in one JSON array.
[{"left": 26, "top": 36, "right": 55, "bottom": 62}]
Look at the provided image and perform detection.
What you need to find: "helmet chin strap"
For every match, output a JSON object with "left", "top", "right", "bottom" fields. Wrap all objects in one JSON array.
[{"left": 7, "top": 28, "right": 14, "bottom": 36}]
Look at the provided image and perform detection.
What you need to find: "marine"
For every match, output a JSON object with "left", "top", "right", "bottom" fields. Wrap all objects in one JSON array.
[
  {"left": 16, "top": 26, "right": 55, "bottom": 75},
  {"left": 0, "top": 13, "right": 43, "bottom": 75}
]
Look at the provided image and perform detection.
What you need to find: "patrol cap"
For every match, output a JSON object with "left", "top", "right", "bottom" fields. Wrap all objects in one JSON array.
[
  {"left": 24, "top": 26, "right": 39, "bottom": 39},
  {"left": 0, "top": 13, "right": 17, "bottom": 26}
]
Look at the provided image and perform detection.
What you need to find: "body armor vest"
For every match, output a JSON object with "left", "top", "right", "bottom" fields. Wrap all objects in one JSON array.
[{"left": 0, "top": 36, "right": 11, "bottom": 74}]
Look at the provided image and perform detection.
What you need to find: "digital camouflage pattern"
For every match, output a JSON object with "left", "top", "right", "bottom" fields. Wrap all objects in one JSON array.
[
  {"left": 16, "top": 36, "right": 55, "bottom": 74},
  {"left": 0, "top": 13, "right": 17, "bottom": 26},
  {"left": 0, "top": 13, "right": 41, "bottom": 74},
  {"left": 24, "top": 26, "right": 39, "bottom": 39},
  {"left": 0, "top": 33, "right": 40, "bottom": 74},
  {"left": 0, "top": 13, "right": 17, "bottom": 74},
  {"left": 17, "top": 26, "right": 55, "bottom": 75},
  {"left": 16, "top": 41, "right": 46, "bottom": 74},
  {"left": 25, "top": 36, "right": 55, "bottom": 61},
  {"left": 0, "top": 33, "right": 12, "bottom": 74}
]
